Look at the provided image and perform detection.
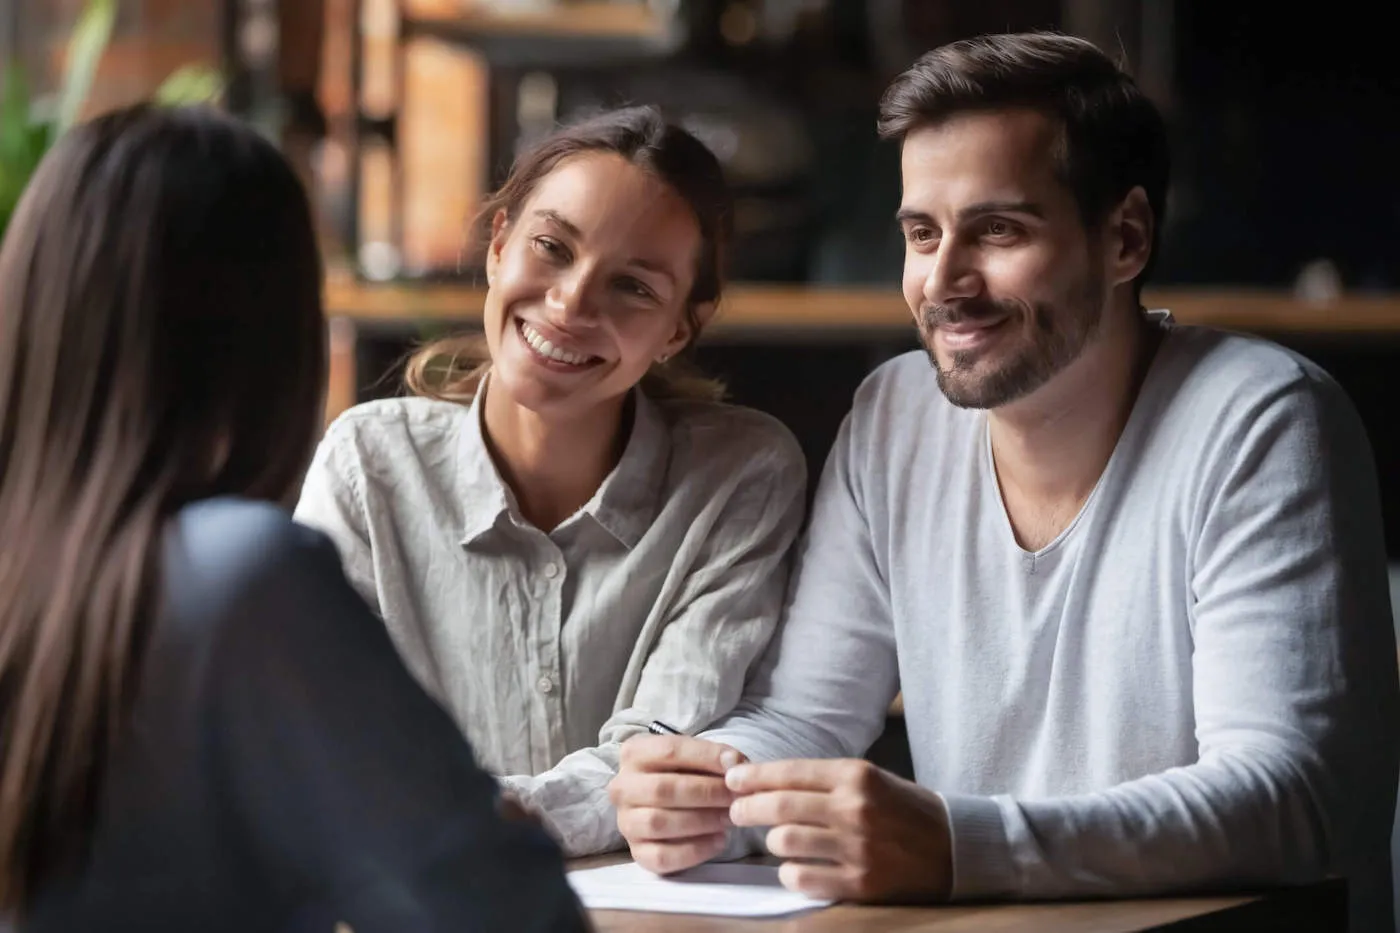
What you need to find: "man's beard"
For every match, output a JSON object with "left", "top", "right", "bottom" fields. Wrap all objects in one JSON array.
[{"left": 919, "top": 275, "right": 1106, "bottom": 410}]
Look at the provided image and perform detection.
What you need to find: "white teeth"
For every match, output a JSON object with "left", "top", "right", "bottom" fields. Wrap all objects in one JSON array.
[{"left": 519, "top": 321, "right": 590, "bottom": 366}]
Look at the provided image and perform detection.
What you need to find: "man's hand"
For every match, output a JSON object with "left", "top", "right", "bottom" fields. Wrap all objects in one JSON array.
[
  {"left": 608, "top": 735, "right": 747, "bottom": 874},
  {"left": 726, "top": 759, "right": 952, "bottom": 903}
]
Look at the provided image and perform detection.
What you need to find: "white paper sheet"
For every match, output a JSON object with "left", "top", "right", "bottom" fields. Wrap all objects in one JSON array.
[{"left": 567, "top": 861, "right": 833, "bottom": 918}]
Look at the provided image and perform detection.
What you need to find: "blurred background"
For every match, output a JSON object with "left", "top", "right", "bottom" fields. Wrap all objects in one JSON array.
[
  {"left": 3, "top": 0, "right": 1400, "bottom": 918},
  {"left": 1, "top": 0, "right": 1396, "bottom": 571}
]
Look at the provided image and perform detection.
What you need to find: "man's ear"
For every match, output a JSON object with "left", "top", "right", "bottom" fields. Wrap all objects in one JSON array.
[{"left": 1109, "top": 186, "right": 1153, "bottom": 288}]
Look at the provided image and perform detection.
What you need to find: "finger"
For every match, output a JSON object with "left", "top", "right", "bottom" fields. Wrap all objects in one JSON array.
[
  {"left": 618, "top": 806, "right": 731, "bottom": 842},
  {"left": 621, "top": 734, "right": 746, "bottom": 775},
  {"left": 729, "top": 790, "right": 834, "bottom": 829},
  {"left": 629, "top": 834, "right": 729, "bottom": 876},
  {"left": 726, "top": 759, "right": 854, "bottom": 794},
  {"left": 609, "top": 771, "right": 735, "bottom": 809},
  {"left": 764, "top": 823, "right": 847, "bottom": 862},
  {"left": 777, "top": 861, "right": 864, "bottom": 901}
]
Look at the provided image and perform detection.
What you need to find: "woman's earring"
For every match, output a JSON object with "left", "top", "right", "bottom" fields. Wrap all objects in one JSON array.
[{"left": 656, "top": 352, "right": 670, "bottom": 364}]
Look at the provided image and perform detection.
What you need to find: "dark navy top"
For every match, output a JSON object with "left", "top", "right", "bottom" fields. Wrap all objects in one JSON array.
[{"left": 23, "top": 498, "right": 586, "bottom": 932}]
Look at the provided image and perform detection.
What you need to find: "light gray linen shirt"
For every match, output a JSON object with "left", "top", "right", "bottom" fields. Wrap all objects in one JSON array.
[
  {"left": 294, "top": 386, "right": 806, "bottom": 856},
  {"left": 705, "top": 318, "right": 1398, "bottom": 931}
]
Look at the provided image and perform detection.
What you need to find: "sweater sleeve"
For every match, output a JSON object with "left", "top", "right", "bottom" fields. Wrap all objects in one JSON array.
[{"left": 703, "top": 403, "right": 901, "bottom": 770}]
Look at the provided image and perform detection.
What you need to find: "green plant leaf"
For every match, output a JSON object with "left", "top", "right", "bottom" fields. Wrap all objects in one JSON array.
[
  {"left": 0, "top": 63, "right": 50, "bottom": 244},
  {"left": 154, "top": 65, "right": 225, "bottom": 106},
  {"left": 54, "top": 0, "right": 117, "bottom": 135},
  {"left": 0, "top": 61, "right": 34, "bottom": 160}
]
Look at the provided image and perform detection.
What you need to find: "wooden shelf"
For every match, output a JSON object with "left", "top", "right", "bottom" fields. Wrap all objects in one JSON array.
[
  {"left": 324, "top": 276, "right": 1400, "bottom": 336},
  {"left": 408, "top": 3, "right": 667, "bottom": 41},
  {"left": 400, "top": 2, "right": 675, "bottom": 64}
]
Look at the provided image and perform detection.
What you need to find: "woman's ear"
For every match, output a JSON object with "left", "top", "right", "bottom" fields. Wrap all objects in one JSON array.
[
  {"left": 658, "top": 302, "right": 714, "bottom": 362},
  {"left": 485, "top": 209, "right": 511, "bottom": 285}
]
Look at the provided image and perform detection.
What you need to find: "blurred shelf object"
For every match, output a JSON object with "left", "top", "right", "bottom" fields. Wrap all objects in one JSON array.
[
  {"left": 342, "top": 0, "right": 691, "bottom": 282},
  {"left": 409, "top": 1, "right": 673, "bottom": 40},
  {"left": 402, "top": 1, "right": 682, "bottom": 65},
  {"left": 221, "top": 0, "right": 283, "bottom": 135}
]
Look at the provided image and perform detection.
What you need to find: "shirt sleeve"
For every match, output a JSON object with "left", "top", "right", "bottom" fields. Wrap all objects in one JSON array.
[
  {"left": 939, "top": 373, "right": 1399, "bottom": 912},
  {"left": 292, "top": 424, "right": 382, "bottom": 615},
  {"left": 501, "top": 438, "right": 809, "bottom": 857},
  {"left": 205, "top": 522, "right": 589, "bottom": 933}
]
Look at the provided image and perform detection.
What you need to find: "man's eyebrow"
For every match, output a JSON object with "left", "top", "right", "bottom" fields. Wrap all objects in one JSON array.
[
  {"left": 956, "top": 200, "right": 1045, "bottom": 221},
  {"left": 895, "top": 201, "right": 1045, "bottom": 226}
]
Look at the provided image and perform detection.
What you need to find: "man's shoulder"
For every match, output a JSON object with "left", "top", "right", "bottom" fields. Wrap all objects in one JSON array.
[
  {"left": 846, "top": 349, "right": 972, "bottom": 439},
  {"left": 860, "top": 349, "right": 941, "bottom": 397},
  {"left": 1155, "top": 324, "right": 1347, "bottom": 423}
]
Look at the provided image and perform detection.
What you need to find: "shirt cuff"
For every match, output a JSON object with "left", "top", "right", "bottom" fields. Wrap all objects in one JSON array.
[{"left": 939, "top": 792, "right": 1018, "bottom": 899}]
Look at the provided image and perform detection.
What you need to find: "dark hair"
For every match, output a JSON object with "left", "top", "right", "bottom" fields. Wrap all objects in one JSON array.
[
  {"left": 0, "top": 104, "right": 324, "bottom": 912},
  {"left": 404, "top": 105, "right": 731, "bottom": 403},
  {"left": 878, "top": 31, "right": 1170, "bottom": 298}
]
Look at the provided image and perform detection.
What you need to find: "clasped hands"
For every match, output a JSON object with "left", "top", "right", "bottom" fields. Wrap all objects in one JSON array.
[{"left": 607, "top": 735, "right": 953, "bottom": 903}]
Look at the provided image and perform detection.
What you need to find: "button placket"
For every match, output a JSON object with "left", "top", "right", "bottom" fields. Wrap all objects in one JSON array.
[{"left": 535, "top": 546, "right": 566, "bottom": 764}]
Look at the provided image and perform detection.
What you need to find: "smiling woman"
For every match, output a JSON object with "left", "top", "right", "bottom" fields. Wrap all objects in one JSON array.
[
  {"left": 293, "top": 105, "right": 809, "bottom": 860},
  {"left": 404, "top": 107, "right": 730, "bottom": 408}
]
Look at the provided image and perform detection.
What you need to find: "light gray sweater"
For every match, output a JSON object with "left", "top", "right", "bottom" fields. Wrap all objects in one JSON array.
[{"left": 705, "top": 318, "right": 1398, "bottom": 930}]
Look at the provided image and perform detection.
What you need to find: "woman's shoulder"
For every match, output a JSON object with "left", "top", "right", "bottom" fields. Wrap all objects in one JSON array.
[
  {"left": 162, "top": 498, "right": 351, "bottom": 640},
  {"left": 320, "top": 396, "right": 472, "bottom": 455},
  {"left": 654, "top": 397, "right": 807, "bottom": 484},
  {"left": 311, "top": 396, "right": 474, "bottom": 486}
]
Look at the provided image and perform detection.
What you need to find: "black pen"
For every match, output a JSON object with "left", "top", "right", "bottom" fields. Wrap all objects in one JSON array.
[{"left": 647, "top": 720, "right": 684, "bottom": 736}]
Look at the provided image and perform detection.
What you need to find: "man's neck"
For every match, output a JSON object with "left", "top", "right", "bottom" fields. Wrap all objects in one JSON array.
[
  {"left": 481, "top": 379, "right": 629, "bottom": 532},
  {"left": 988, "top": 304, "right": 1157, "bottom": 545}
]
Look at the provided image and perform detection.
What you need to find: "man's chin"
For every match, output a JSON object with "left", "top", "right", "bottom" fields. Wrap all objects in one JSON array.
[{"left": 933, "top": 357, "right": 1041, "bottom": 411}]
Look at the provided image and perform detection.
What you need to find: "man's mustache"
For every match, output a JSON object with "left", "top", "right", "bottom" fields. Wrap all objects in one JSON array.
[{"left": 919, "top": 299, "right": 1016, "bottom": 329}]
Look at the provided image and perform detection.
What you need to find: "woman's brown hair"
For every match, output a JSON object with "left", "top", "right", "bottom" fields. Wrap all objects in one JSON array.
[
  {"left": 0, "top": 104, "right": 325, "bottom": 912},
  {"left": 404, "top": 105, "right": 732, "bottom": 403}
]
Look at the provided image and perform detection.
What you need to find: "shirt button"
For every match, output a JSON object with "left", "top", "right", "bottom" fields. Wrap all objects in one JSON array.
[
  {"left": 537, "top": 676, "right": 554, "bottom": 694},
  {"left": 542, "top": 561, "right": 560, "bottom": 579}
]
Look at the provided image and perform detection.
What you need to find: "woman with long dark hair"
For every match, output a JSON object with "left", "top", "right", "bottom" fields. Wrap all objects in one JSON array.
[{"left": 0, "top": 104, "right": 586, "bottom": 932}]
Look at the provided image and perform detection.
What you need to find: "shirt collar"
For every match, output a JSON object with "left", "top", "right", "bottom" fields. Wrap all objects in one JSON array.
[
  {"left": 457, "top": 383, "right": 515, "bottom": 547},
  {"left": 587, "top": 389, "right": 670, "bottom": 549},
  {"left": 456, "top": 383, "right": 671, "bottom": 550}
]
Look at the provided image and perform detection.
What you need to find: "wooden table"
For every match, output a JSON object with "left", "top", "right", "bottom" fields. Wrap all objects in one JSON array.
[{"left": 572, "top": 857, "right": 1347, "bottom": 932}]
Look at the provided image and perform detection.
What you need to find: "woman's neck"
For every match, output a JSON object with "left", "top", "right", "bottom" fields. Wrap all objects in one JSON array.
[{"left": 480, "top": 378, "right": 631, "bottom": 532}]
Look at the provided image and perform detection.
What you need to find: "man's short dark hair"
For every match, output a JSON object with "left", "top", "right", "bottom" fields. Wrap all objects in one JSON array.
[{"left": 879, "top": 31, "right": 1170, "bottom": 298}]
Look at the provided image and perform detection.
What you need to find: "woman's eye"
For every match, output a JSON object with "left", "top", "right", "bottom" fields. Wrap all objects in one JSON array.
[
  {"left": 616, "top": 277, "right": 654, "bottom": 300},
  {"left": 532, "top": 236, "right": 567, "bottom": 260}
]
